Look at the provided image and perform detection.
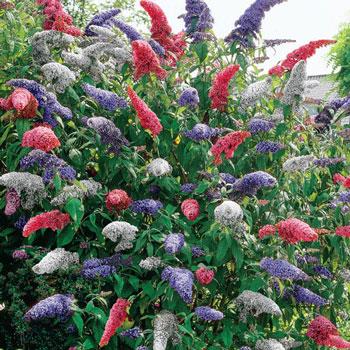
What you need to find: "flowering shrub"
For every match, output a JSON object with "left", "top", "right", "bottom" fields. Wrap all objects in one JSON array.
[{"left": 1, "top": 0, "right": 350, "bottom": 349}]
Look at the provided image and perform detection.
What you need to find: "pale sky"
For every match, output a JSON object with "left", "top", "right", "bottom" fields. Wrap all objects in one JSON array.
[{"left": 95, "top": 0, "right": 350, "bottom": 75}]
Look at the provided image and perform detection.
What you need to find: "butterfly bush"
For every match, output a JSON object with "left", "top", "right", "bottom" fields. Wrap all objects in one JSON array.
[{"left": 1, "top": 1, "right": 349, "bottom": 349}]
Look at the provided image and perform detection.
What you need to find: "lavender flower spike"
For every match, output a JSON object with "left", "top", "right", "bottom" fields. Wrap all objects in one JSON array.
[
  {"left": 260, "top": 258, "right": 310, "bottom": 281},
  {"left": 256, "top": 141, "right": 284, "bottom": 154},
  {"left": 195, "top": 306, "right": 224, "bottom": 321},
  {"left": 24, "top": 294, "right": 74, "bottom": 322},
  {"left": 248, "top": 117, "right": 274, "bottom": 134},
  {"left": 164, "top": 233, "right": 185, "bottom": 254},
  {"left": 235, "top": 290, "right": 282, "bottom": 322},
  {"left": 84, "top": 116, "right": 129, "bottom": 154},
  {"left": 82, "top": 83, "right": 127, "bottom": 111}
]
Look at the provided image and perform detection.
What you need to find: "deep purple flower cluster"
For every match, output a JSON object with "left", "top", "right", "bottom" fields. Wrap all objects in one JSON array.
[
  {"left": 148, "top": 39, "right": 166, "bottom": 57},
  {"left": 113, "top": 18, "right": 143, "bottom": 41},
  {"left": 82, "top": 83, "right": 128, "bottom": 111},
  {"left": 12, "top": 250, "right": 29, "bottom": 260},
  {"left": 225, "top": 0, "right": 287, "bottom": 47},
  {"left": 220, "top": 173, "right": 236, "bottom": 184},
  {"left": 184, "top": 0, "right": 214, "bottom": 41},
  {"left": 192, "top": 246, "right": 205, "bottom": 257},
  {"left": 313, "top": 265, "right": 333, "bottom": 279},
  {"left": 111, "top": 18, "right": 165, "bottom": 55},
  {"left": 85, "top": 8, "right": 121, "bottom": 36},
  {"left": 248, "top": 118, "right": 274, "bottom": 134},
  {"left": 14, "top": 215, "right": 28, "bottom": 231},
  {"left": 161, "top": 267, "right": 194, "bottom": 303},
  {"left": 20, "top": 150, "right": 76, "bottom": 183},
  {"left": 149, "top": 184, "right": 161, "bottom": 196},
  {"left": 195, "top": 306, "right": 224, "bottom": 321},
  {"left": 233, "top": 171, "right": 277, "bottom": 196},
  {"left": 83, "top": 116, "right": 129, "bottom": 154},
  {"left": 120, "top": 327, "right": 142, "bottom": 339},
  {"left": 289, "top": 285, "right": 327, "bottom": 306},
  {"left": 184, "top": 123, "right": 221, "bottom": 141},
  {"left": 256, "top": 141, "right": 284, "bottom": 154},
  {"left": 164, "top": 233, "right": 185, "bottom": 254},
  {"left": 260, "top": 258, "right": 310, "bottom": 281},
  {"left": 295, "top": 254, "right": 319, "bottom": 265},
  {"left": 7, "top": 79, "right": 72, "bottom": 126},
  {"left": 24, "top": 294, "right": 73, "bottom": 322},
  {"left": 81, "top": 253, "right": 130, "bottom": 279},
  {"left": 313, "top": 157, "right": 345, "bottom": 167},
  {"left": 180, "top": 183, "right": 197, "bottom": 193},
  {"left": 131, "top": 199, "right": 163, "bottom": 215},
  {"left": 329, "top": 95, "right": 350, "bottom": 110},
  {"left": 178, "top": 87, "right": 200, "bottom": 107}
]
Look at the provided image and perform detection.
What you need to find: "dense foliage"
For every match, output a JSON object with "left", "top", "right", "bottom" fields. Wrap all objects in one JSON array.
[
  {"left": 329, "top": 24, "right": 350, "bottom": 97},
  {"left": 1, "top": 0, "right": 350, "bottom": 350}
]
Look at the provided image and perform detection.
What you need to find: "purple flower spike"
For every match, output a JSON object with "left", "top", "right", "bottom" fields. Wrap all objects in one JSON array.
[
  {"left": 256, "top": 141, "right": 284, "bottom": 153},
  {"left": 248, "top": 118, "right": 274, "bottom": 134},
  {"left": 260, "top": 258, "right": 310, "bottom": 281},
  {"left": 82, "top": 83, "right": 127, "bottom": 111},
  {"left": 164, "top": 233, "right": 185, "bottom": 254},
  {"left": 131, "top": 199, "right": 163, "bottom": 215},
  {"left": 178, "top": 87, "right": 200, "bottom": 107},
  {"left": 85, "top": 8, "right": 121, "bottom": 36},
  {"left": 225, "top": 0, "right": 287, "bottom": 47},
  {"left": 120, "top": 327, "right": 142, "bottom": 339},
  {"left": 192, "top": 246, "right": 205, "bottom": 257},
  {"left": 290, "top": 285, "right": 327, "bottom": 307},
  {"left": 24, "top": 294, "right": 74, "bottom": 322},
  {"left": 184, "top": 123, "right": 222, "bottom": 142},
  {"left": 161, "top": 267, "right": 194, "bottom": 303},
  {"left": 195, "top": 306, "right": 224, "bottom": 321}
]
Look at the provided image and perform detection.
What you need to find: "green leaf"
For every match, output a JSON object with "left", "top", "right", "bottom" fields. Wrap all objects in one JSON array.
[
  {"left": 72, "top": 312, "right": 84, "bottom": 336},
  {"left": 64, "top": 198, "right": 84, "bottom": 225},
  {"left": 231, "top": 239, "right": 244, "bottom": 270},
  {"left": 215, "top": 238, "right": 229, "bottom": 264},
  {"left": 57, "top": 225, "right": 75, "bottom": 247},
  {"left": 15, "top": 119, "right": 31, "bottom": 139},
  {"left": 193, "top": 42, "right": 209, "bottom": 62}
]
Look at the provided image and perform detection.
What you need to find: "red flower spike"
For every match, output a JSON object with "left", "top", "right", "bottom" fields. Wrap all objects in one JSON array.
[
  {"left": 23, "top": 210, "right": 70, "bottom": 238},
  {"left": 258, "top": 224, "right": 276, "bottom": 239},
  {"left": 195, "top": 267, "right": 214, "bottom": 285},
  {"left": 210, "top": 131, "right": 250, "bottom": 165},
  {"left": 99, "top": 299, "right": 130, "bottom": 347},
  {"left": 140, "top": 0, "right": 186, "bottom": 65},
  {"left": 181, "top": 199, "right": 200, "bottom": 221},
  {"left": 269, "top": 40, "right": 336, "bottom": 76},
  {"left": 22, "top": 126, "right": 61, "bottom": 152},
  {"left": 0, "top": 88, "right": 38, "bottom": 118},
  {"left": 275, "top": 218, "right": 318, "bottom": 244},
  {"left": 209, "top": 65, "right": 240, "bottom": 110},
  {"left": 106, "top": 189, "right": 132, "bottom": 213},
  {"left": 127, "top": 86, "right": 163, "bottom": 137},
  {"left": 132, "top": 40, "right": 167, "bottom": 80},
  {"left": 307, "top": 316, "right": 350, "bottom": 348},
  {"left": 336, "top": 226, "right": 350, "bottom": 238}
]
